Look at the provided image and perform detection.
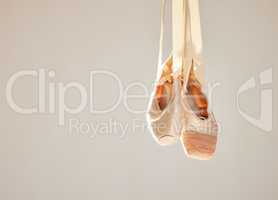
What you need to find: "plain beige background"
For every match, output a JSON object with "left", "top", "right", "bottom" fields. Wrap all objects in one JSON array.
[{"left": 0, "top": 0, "right": 277, "bottom": 199}]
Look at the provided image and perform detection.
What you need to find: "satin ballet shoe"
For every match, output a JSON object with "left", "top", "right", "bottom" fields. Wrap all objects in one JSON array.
[
  {"left": 147, "top": 55, "right": 181, "bottom": 146},
  {"left": 180, "top": 61, "right": 218, "bottom": 160}
]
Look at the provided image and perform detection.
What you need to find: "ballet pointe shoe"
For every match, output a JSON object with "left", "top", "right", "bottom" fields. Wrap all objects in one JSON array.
[
  {"left": 180, "top": 62, "right": 218, "bottom": 160},
  {"left": 147, "top": 55, "right": 180, "bottom": 145}
]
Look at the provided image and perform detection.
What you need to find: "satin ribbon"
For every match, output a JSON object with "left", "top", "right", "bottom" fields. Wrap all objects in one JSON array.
[{"left": 156, "top": 0, "right": 204, "bottom": 85}]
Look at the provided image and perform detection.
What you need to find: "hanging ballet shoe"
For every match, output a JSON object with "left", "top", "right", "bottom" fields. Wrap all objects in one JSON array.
[
  {"left": 147, "top": 55, "right": 181, "bottom": 146},
  {"left": 179, "top": 61, "right": 218, "bottom": 160}
]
